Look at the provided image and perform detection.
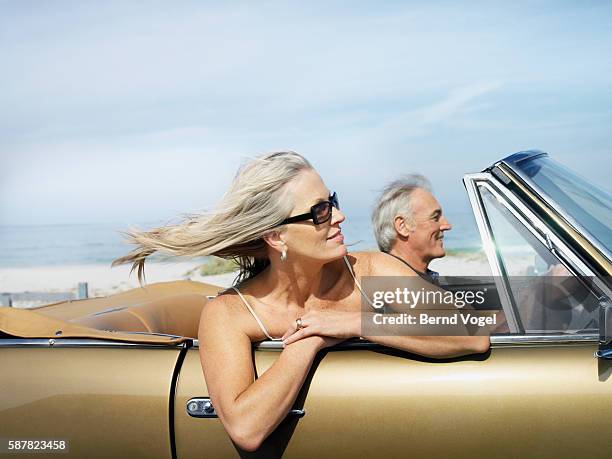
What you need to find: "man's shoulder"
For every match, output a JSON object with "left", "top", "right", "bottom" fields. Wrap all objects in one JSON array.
[{"left": 346, "top": 251, "right": 417, "bottom": 277}]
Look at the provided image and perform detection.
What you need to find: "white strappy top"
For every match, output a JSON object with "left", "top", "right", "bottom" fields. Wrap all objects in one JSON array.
[
  {"left": 231, "top": 285, "right": 282, "bottom": 341},
  {"left": 231, "top": 255, "right": 375, "bottom": 341}
]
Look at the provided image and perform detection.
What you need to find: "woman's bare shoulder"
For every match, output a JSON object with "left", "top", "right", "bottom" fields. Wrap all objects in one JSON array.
[
  {"left": 346, "top": 251, "right": 416, "bottom": 277},
  {"left": 199, "top": 289, "right": 247, "bottom": 331}
]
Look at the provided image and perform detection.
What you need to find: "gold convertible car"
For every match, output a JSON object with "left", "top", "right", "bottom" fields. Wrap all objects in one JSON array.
[{"left": 1, "top": 151, "right": 611, "bottom": 458}]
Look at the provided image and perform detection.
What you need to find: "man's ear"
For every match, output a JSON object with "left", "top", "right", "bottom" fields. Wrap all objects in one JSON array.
[
  {"left": 263, "top": 230, "right": 285, "bottom": 253},
  {"left": 394, "top": 216, "right": 411, "bottom": 238}
]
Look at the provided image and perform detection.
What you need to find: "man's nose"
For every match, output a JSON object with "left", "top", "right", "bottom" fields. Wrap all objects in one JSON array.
[{"left": 440, "top": 216, "right": 452, "bottom": 231}]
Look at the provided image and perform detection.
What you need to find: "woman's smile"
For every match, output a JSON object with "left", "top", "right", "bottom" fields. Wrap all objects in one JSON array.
[{"left": 327, "top": 230, "right": 344, "bottom": 244}]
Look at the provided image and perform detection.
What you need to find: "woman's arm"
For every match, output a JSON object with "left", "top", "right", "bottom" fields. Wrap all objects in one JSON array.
[
  {"left": 198, "top": 297, "right": 334, "bottom": 452},
  {"left": 281, "top": 308, "right": 489, "bottom": 357},
  {"left": 282, "top": 252, "right": 490, "bottom": 357}
]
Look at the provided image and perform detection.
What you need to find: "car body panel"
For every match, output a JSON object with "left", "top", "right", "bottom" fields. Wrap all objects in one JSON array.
[{"left": 0, "top": 346, "right": 180, "bottom": 459}]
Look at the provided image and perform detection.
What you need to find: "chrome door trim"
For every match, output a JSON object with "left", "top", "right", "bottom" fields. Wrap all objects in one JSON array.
[
  {"left": 5, "top": 334, "right": 597, "bottom": 351},
  {"left": 490, "top": 333, "right": 597, "bottom": 346},
  {"left": 190, "top": 335, "right": 598, "bottom": 351},
  {"left": 253, "top": 340, "right": 388, "bottom": 351},
  {"left": 0, "top": 338, "right": 185, "bottom": 348},
  {"left": 463, "top": 174, "right": 522, "bottom": 333},
  {"left": 189, "top": 339, "right": 382, "bottom": 351},
  {"left": 254, "top": 335, "right": 599, "bottom": 350}
]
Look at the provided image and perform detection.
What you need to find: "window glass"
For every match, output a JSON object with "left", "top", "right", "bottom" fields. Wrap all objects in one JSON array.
[
  {"left": 480, "top": 186, "right": 599, "bottom": 334},
  {"left": 517, "top": 156, "right": 612, "bottom": 252}
]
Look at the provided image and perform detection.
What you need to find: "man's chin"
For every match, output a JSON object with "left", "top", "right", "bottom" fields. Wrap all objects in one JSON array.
[{"left": 432, "top": 248, "right": 446, "bottom": 259}]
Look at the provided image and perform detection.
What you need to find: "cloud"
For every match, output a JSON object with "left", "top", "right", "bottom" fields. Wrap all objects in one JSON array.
[
  {"left": 420, "top": 81, "right": 505, "bottom": 125},
  {"left": 1, "top": 2, "right": 611, "bottom": 225}
]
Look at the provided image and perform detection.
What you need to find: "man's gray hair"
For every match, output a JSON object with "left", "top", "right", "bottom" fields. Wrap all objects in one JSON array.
[{"left": 371, "top": 174, "right": 432, "bottom": 252}]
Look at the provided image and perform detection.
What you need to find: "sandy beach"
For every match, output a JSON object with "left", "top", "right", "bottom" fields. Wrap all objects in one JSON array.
[
  {"left": 0, "top": 261, "right": 237, "bottom": 307},
  {"left": 429, "top": 252, "right": 492, "bottom": 276},
  {"left": 0, "top": 253, "right": 493, "bottom": 308}
]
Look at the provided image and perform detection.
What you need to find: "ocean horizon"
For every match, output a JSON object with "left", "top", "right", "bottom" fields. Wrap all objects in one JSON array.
[{"left": 0, "top": 212, "right": 482, "bottom": 268}]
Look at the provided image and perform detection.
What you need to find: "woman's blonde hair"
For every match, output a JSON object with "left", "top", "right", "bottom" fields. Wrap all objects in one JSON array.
[{"left": 111, "top": 151, "right": 313, "bottom": 285}]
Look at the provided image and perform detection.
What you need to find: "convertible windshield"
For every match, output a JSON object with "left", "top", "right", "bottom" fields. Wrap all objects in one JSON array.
[{"left": 515, "top": 155, "right": 612, "bottom": 253}]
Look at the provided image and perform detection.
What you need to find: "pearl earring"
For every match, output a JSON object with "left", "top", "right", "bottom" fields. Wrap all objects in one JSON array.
[{"left": 280, "top": 248, "right": 287, "bottom": 262}]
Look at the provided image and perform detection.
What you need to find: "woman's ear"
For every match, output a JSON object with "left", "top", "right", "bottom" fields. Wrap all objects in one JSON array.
[{"left": 263, "top": 230, "right": 285, "bottom": 253}]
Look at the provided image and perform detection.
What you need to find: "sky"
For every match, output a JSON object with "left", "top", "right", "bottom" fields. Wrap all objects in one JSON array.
[{"left": 1, "top": 1, "right": 611, "bottom": 226}]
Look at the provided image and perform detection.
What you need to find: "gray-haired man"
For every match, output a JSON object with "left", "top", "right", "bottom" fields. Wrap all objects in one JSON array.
[{"left": 371, "top": 175, "right": 452, "bottom": 284}]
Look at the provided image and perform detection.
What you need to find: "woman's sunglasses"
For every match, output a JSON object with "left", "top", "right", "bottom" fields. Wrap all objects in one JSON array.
[{"left": 279, "top": 192, "right": 339, "bottom": 226}]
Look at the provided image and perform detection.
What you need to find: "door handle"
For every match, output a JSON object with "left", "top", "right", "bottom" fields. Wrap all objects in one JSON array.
[{"left": 186, "top": 398, "right": 305, "bottom": 418}]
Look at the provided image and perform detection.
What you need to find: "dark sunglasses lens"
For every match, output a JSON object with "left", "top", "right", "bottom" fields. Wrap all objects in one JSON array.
[{"left": 312, "top": 202, "right": 332, "bottom": 224}]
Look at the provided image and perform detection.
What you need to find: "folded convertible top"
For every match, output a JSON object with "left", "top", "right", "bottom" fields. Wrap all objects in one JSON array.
[
  {"left": 0, "top": 307, "right": 188, "bottom": 344},
  {"left": 0, "top": 280, "right": 224, "bottom": 344}
]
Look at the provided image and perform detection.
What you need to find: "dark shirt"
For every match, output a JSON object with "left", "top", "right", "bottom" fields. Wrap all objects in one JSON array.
[{"left": 387, "top": 253, "right": 440, "bottom": 286}]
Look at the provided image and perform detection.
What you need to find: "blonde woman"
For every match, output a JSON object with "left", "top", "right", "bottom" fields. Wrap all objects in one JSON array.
[{"left": 112, "top": 151, "right": 489, "bottom": 452}]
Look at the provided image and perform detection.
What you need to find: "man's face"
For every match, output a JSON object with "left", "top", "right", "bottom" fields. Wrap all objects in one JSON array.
[{"left": 402, "top": 188, "right": 452, "bottom": 262}]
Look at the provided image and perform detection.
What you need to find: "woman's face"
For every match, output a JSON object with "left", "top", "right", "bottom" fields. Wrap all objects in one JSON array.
[{"left": 280, "top": 168, "right": 347, "bottom": 263}]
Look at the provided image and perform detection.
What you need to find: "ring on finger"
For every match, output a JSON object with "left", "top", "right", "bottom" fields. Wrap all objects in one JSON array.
[{"left": 296, "top": 317, "right": 303, "bottom": 330}]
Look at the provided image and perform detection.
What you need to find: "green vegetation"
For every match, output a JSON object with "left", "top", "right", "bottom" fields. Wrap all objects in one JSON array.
[{"left": 197, "top": 256, "right": 239, "bottom": 276}]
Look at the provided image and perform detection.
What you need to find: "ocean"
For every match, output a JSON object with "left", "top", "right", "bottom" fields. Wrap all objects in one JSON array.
[{"left": 0, "top": 212, "right": 482, "bottom": 268}]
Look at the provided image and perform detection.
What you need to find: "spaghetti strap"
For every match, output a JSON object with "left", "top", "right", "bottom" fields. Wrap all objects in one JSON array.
[
  {"left": 231, "top": 286, "right": 282, "bottom": 341},
  {"left": 343, "top": 255, "right": 377, "bottom": 310}
]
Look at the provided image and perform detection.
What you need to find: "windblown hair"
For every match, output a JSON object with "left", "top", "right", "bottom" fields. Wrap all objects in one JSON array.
[
  {"left": 111, "top": 151, "right": 312, "bottom": 286},
  {"left": 371, "top": 174, "right": 431, "bottom": 252}
]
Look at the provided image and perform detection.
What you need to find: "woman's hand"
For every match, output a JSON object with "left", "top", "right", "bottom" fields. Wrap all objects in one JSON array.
[{"left": 281, "top": 309, "right": 361, "bottom": 346}]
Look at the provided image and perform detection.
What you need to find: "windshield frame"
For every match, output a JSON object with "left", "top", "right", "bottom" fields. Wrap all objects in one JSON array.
[{"left": 495, "top": 151, "right": 612, "bottom": 265}]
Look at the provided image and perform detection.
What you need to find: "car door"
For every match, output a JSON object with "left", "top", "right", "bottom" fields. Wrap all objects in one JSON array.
[{"left": 174, "top": 337, "right": 611, "bottom": 459}]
